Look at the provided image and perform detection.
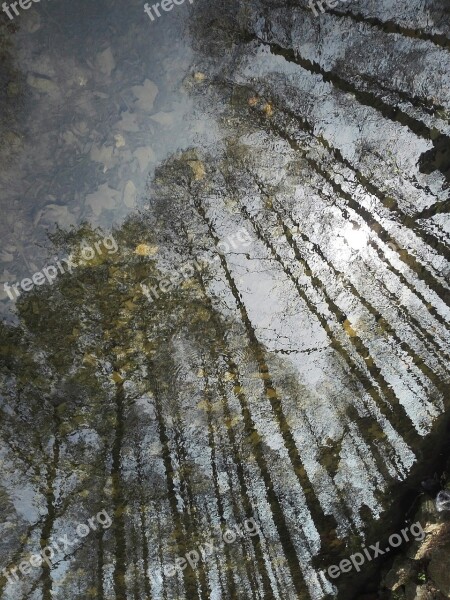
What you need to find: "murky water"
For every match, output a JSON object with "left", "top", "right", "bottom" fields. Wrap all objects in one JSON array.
[{"left": 0, "top": 0, "right": 449, "bottom": 598}]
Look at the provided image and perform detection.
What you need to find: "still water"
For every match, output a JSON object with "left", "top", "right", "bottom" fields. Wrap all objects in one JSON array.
[{"left": 0, "top": 0, "right": 449, "bottom": 598}]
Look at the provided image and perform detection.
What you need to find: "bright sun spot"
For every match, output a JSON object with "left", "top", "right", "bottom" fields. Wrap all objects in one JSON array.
[{"left": 342, "top": 226, "right": 369, "bottom": 250}]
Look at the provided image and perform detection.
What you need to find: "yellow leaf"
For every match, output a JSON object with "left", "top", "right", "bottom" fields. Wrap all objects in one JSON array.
[
  {"left": 262, "top": 103, "right": 273, "bottom": 117},
  {"left": 82, "top": 354, "right": 97, "bottom": 367},
  {"left": 188, "top": 160, "right": 206, "bottom": 181},
  {"left": 135, "top": 243, "right": 158, "bottom": 256},
  {"left": 343, "top": 319, "right": 357, "bottom": 337},
  {"left": 112, "top": 371, "right": 124, "bottom": 384}
]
